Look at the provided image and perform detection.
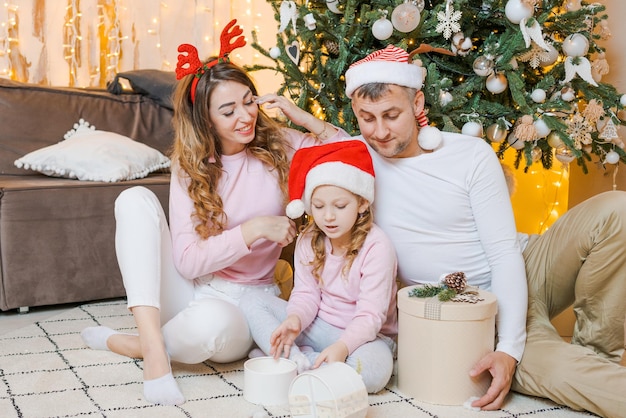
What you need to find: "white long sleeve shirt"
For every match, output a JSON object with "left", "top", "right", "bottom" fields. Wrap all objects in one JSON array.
[{"left": 359, "top": 132, "right": 527, "bottom": 361}]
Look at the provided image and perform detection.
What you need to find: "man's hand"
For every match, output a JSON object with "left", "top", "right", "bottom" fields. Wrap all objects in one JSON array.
[
  {"left": 312, "top": 341, "right": 349, "bottom": 368},
  {"left": 469, "top": 351, "right": 517, "bottom": 410}
]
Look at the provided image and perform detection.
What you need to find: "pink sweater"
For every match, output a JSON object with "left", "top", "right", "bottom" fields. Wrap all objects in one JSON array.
[
  {"left": 168, "top": 127, "right": 346, "bottom": 285},
  {"left": 287, "top": 224, "right": 398, "bottom": 354}
]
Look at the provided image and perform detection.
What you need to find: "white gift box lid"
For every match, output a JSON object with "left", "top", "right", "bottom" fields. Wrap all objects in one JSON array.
[{"left": 289, "top": 362, "right": 368, "bottom": 418}]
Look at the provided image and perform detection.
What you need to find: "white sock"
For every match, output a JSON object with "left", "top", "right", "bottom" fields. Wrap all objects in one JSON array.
[
  {"left": 291, "top": 351, "right": 312, "bottom": 374},
  {"left": 143, "top": 372, "right": 185, "bottom": 406},
  {"left": 248, "top": 348, "right": 266, "bottom": 358},
  {"left": 80, "top": 326, "right": 119, "bottom": 351}
]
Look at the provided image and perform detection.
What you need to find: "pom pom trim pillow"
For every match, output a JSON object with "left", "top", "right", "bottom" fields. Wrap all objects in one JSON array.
[{"left": 14, "top": 119, "right": 171, "bottom": 182}]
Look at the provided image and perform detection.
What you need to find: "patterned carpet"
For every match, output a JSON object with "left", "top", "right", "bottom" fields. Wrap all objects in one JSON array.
[{"left": 0, "top": 300, "right": 597, "bottom": 418}]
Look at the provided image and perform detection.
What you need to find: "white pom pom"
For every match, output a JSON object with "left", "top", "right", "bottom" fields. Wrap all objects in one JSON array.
[
  {"left": 418, "top": 126, "right": 443, "bottom": 150},
  {"left": 285, "top": 199, "right": 305, "bottom": 219}
]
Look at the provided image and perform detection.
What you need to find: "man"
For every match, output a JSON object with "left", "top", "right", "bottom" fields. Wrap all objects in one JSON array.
[{"left": 343, "top": 45, "right": 626, "bottom": 418}]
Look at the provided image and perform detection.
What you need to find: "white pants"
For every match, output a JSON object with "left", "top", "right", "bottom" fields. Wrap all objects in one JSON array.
[{"left": 114, "top": 186, "right": 278, "bottom": 364}]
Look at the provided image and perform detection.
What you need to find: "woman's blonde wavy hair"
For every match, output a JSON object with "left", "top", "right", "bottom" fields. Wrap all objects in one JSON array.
[
  {"left": 171, "top": 60, "right": 291, "bottom": 239},
  {"left": 301, "top": 198, "right": 373, "bottom": 284}
]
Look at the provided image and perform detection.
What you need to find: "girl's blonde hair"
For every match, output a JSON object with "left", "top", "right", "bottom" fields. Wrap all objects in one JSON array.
[
  {"left": 171, "top": 60, "right": 291, "bottom": 239},
  {"left": 302, "top": 197, "right": 373, "bottom": 283}
]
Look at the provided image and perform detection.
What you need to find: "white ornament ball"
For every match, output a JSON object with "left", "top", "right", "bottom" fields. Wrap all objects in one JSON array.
[
  {"left": 531, "top": 88, "right": 546, "bottom": 103},
  {"left": 418, "top": 126, "right": 443, "bottom": 150},
  {"left": 372, "top": 17, "right": 394, "bottom": 40},
  {"left": 555, "top": 145, "right": 576, "bottom": 164},
  {"left": 547, "top": 131, "right": 564, "bottom": 148},
  {"left": 562, "top": 33, "right": 589, "bottom": 58},
  {"left": 486, "top": 72, "right": 508, "bottom": 94},
  {"left": 505, "top": 0, "right": 533, "bottom": 24},
  {"left": 326, "top": 0, "right": 343, "bottom": 14},
  {"left": 486, "top": 123, "right": 508, "bottom": 143},
  {"left": 507, "top": 133, "right": 526, "bottom": 150},
  {"left": 605, "top": 150, "right": 620, "bottom": 164},
  {"left": 462, "top": 121, "right": 484, "bottom": 138},
  {"left": 564, "top": 0, "right": 582, "bottom": 12},
  {"left": 620, "top": 94, "right": 626, "bottom": 107},
  {"left": 473, "top": 56, "right": 494, "bottom": 77},
  {"left": 540, "top": 43, "right": 559, "bottom": 67},
  {"left": 534, "top": 118, "right": 551, "bottom": 138},
  {"left": 439, "top": 90, "right": 453, "bottom": 106},
  {"left": 269, "top": 47, "right": 281, "bottom": 59},
  {"left": 561, "top": 87, "right": 576, "bottom": 102},
  {"left": 391, "top": 2, "right": 421, "bottom": 33}
]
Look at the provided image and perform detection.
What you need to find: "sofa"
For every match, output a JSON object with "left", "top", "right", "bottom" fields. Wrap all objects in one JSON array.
[
  {"left": 0, "top": 76, "right": 296, "bottom": 313},
  {"left": 0, "top": 77, "right": 174, "bottom": 312}
]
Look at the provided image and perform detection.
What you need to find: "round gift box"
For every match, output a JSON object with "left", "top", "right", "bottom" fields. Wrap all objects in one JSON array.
[
  {"left": 289, "top": 362, "right": 368, "bottom": 418},
  {"left": 244, "top": 356, "right": 297, "bottom": 406},
  {"left": 397, "top": 285, "right": 497, "bottom": 405}
]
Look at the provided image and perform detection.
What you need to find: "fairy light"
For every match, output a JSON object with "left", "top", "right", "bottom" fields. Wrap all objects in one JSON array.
[
  {"left": 0, "top": 2, "right": 18, "bottom": 79},
  {"left": 63, "top": 1, "right": 80, "bottom": 86}
]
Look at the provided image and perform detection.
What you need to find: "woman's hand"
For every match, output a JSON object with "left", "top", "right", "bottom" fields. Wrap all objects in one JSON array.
[
  {"left": 312, "top": 341, "right": 348, "bottom": 368},
  {"left": 270, "top": 314, "right": 302, "bottom": 359},
  {"left": 241, "top": 216, "right": 297, "bottom": 248}
]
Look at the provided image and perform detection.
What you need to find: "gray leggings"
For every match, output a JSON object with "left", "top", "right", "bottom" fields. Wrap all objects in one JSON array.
[{"left": 241, "top": 291, "right": 396, "bottom": 393}]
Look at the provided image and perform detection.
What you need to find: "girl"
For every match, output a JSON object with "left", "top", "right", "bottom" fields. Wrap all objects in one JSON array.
[
  {"left": 242, "top": 140, "right": 398, "bottom": 393},
  {"left": 80, "top": 20, "right": 346, "bottom": 406}
]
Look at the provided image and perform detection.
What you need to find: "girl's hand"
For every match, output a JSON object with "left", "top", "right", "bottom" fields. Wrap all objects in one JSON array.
[
  {"left": 270, "top": 315, "right": 302, "bottom": 359},
  {"left": 255, "top": 93, "right": 337, "bottom": 139},
  {"left": 255, "top": 93, "right": 309, "bottom": 126},
  {"left": 312, "top": 341, "right": 348, "bottom": 368},
  {"left": 242, "top": 216, "right": 297, "bottom": 248}
]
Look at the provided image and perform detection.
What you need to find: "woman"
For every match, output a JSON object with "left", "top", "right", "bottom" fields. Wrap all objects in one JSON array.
[{"left": 80, "top": 20, "right": 346, "bottom": 405}]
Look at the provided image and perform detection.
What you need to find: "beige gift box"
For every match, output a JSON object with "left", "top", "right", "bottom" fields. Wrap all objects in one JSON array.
[{"left": 397, "top": 285, "right": 498, "bottom": 405}]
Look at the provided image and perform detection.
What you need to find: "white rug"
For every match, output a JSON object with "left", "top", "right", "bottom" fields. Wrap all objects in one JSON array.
[{"left": 0, "top": 300, "right": 597, "bottom": 418}]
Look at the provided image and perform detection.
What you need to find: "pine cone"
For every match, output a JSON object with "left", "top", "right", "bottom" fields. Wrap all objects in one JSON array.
[
  {"left": 324, "top": 40, "right": 339, "bottom": 56},
  {"left": 442, "top": 272, "right": 467, "bottom": 293}
]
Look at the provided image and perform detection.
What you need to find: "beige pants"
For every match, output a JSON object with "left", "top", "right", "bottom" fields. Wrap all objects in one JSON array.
[{"left": 512, "top": 191, "right": 626, "bottom": 418}]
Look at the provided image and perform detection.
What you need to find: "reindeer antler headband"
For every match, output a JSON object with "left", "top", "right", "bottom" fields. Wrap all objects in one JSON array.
[{"left": 176, "top": 19, "right": 246, "bottom": 103}]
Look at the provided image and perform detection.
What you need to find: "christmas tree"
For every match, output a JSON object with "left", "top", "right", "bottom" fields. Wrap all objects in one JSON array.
[{"left": 247, "top": 0, "right": 626, "bottom": 172}]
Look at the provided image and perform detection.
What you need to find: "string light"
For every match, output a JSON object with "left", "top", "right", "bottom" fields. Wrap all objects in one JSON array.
[{"left": 0, "top": 2, "right": 18, "bottom": 78}]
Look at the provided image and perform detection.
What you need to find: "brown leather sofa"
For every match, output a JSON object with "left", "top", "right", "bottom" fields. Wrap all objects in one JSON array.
[{"left": 0, "top": 79, "right": 174, "bottom": 312}]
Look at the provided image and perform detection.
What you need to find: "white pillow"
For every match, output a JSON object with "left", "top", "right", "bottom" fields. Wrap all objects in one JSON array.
[{"left": 14, "top": 119, "right": 171, "bottom": 182}]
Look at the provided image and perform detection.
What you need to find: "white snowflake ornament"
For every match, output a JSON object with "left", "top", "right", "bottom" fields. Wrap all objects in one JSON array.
[{"left": 436, "top": 1, "right": 462, "bottom": 40}]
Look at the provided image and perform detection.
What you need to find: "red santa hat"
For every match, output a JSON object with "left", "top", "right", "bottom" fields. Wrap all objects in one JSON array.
[
  {"left": 345, "top": 44, "right": 424, "bottom": 98},
  {"left": 285, "top": 140, "right": 375, "bottom": 219},
  {"left": 345, "top": 45, "right": 442, "bottom": 151}
]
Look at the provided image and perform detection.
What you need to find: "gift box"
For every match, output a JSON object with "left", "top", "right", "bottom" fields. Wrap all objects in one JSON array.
[
  {"left": 397, "top": 285, "right": 497, "bottom": 405},
  {"left": 289, "top": 362, "right": 368, "bottom": 418},
  {"left": 244, "top": 357, "right": 297, "bottom": 406}
]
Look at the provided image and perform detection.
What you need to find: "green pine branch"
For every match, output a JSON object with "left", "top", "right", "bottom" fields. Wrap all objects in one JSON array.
[{"left": 249, "top": 0, "right": 625, "bottom": 171}]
